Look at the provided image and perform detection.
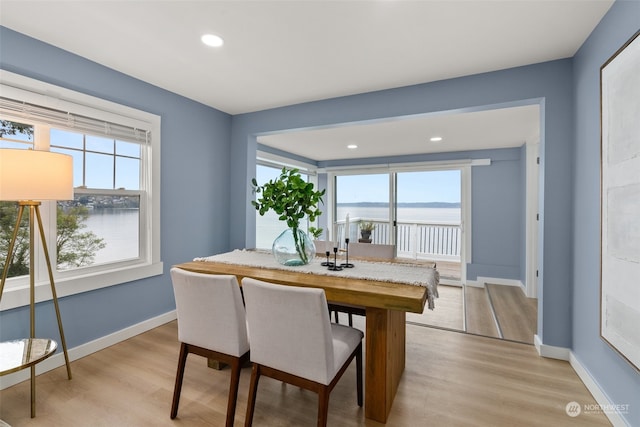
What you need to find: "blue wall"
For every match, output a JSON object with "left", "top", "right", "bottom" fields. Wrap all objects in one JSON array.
[
  {"left": 0, "top": 27, "right": 231, "bottom": 345},
  {"left": 230, "top": 62, "right": 572, "bottom": 349},
  {"left": 468, "top": 147, "right": 523, "bottom": 281},
  {"left": 572, "top": 1, "right": 640, "bottom": 425}
]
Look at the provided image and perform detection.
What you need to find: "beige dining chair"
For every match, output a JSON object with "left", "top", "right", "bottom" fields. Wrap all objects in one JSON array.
[
  {"left": 169, "top": 268, "right": 250, "bottom": 427},
  {"left": 241, "top": 277, "right": 363, "bottom": 427},
  {"left": 348, "top": 242, "right": 395, "bottom": 259}
]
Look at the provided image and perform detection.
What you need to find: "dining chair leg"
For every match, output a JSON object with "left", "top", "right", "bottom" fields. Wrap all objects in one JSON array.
[
  {"left": 170, "top": 342, "right": 189, "bottom": 419},
  {"left": 355, "top": 343, "right": 363, "bottom": 407},
  {"left": 226, "top": 357, "right": 242, "bottom": 427},
  {"left": 317, "top": 386, "right": 331, "bottom": 427},
  {"left": 244, "top": 363, "right": 262, "bottom": 427}
]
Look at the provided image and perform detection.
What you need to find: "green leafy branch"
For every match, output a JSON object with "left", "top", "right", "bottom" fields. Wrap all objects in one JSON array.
[{"left": 251, "top": 168, "right": 325, "bottom": 262}]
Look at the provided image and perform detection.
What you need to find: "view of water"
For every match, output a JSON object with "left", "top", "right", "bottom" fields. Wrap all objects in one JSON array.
[
  {"left": 82, "top": 209, "right": 139, "bottom": 265},
  {"left": 257, "top": 206, "right": 460, "bottom": 250},
  {"left": 336, "top": 206, "right": 460, "bottom": 224},
  {"left": 81, "top": 206, "right": 461, "bottom": 257}
]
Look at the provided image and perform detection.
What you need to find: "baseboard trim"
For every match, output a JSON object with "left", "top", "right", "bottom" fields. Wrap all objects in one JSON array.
[
  {"left": 534, "top": 334, "right": 570, "bottom": 360},
  {"left": 569, "top": 352, "right": 629, "bottom": 427},
  {"left": 467, "top": 277, "right": 525, "bottom": 292},
  {"left": 0, "top": 310, "right": 177, "bottom": 390},
  {"left": 464, "top": 280, "right": 485, "bottom": 288},
  {"left": 521, "top": 335, "right": 627, "bottom": 426},
  {"left": 478, "top": 276, "right": 524, "bottom": 291}
]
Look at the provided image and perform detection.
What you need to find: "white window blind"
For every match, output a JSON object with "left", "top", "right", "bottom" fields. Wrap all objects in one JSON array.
[{"left": 0, "top": 96, "right": 150, "bottom": 144}]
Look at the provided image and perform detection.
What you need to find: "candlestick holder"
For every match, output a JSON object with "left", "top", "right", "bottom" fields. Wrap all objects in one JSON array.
[
  {"left": 321, "top": 250, "right": 335, "bottom": 267},
  {"left": 327, "top": 247, "right": 343, "bottom": 271},
  {"left": 341, "top": 238, "right": 354, "bottom": 268}
]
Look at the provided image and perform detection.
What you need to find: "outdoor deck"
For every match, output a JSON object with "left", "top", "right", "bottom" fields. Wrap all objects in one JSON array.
[{"left": 336, "top": 218, "right": 462, "bottom": 281}]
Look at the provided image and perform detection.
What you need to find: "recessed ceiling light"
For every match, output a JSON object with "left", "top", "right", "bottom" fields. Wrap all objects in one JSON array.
[
  {"left": 201, "top": 34, "right": 224, "bottom": 47},
  {"left": 430, "top": 136, "right": 443, "bottom": 142},
  {"left": 347, "top": 144, "right": 358, "bottom": 149}
]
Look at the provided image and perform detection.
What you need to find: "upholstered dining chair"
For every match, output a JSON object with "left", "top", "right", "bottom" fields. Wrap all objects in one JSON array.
[
  {"left": 169, "top": 268, "right": 250, "bottom": 427},
  {"left": 348, "top": 242, "right": 395, "bottom": 259},
  {"left": 241, "top": 278, "right": 363, "bottom": 427}
]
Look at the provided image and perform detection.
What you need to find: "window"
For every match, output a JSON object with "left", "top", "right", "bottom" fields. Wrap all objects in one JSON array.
[
  {"left": 51, "top": 130, "right": 142, "bottom": 269},
  {"left": 0, "top": 71, "right": 162, "bottom": 310},
  {"left": 0, "top": 120, "right": 34, "bottom": 279}
]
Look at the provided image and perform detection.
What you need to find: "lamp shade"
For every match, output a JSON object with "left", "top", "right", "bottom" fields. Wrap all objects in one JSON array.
[{"left": 0, "top": 149, "right": 73, "bottom": 201}]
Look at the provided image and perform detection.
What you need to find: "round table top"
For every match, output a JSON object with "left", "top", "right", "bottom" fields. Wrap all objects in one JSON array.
[{"left": 0, "top": 338, "right": 58, "bottom": 376}]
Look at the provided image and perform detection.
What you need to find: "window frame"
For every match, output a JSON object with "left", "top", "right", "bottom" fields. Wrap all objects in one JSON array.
[{"left": 0, "top": 70, "right": 162, "bottom": 311}]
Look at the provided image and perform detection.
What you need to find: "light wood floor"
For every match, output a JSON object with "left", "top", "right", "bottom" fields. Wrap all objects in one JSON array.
[
  {"left": 465, "top": 285, "right": 500, "bottom": 338},
  {"left": 486, "top": 283, "right": 537, "bottom": 343},
  {"left": 0, "top": 320, "right": 609, "bottom": 426},
  {"left": 406, "top": 284, "right": 464, "bottom": 330},
  {"left": 405, "top": 283, "right": 537, "bottom": 346},
  {"left": 433, "top": 260, "right": 461, "bottom": 281}
]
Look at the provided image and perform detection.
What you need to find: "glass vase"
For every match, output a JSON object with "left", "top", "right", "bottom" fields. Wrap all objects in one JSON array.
[{"left": 272, "top": 228, "right": 316, "bottom": 266}]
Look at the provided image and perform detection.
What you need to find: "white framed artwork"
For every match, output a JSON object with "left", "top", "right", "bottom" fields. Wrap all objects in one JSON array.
[{"left": 600, "top": 29, "right": 640, "bottom": 372}]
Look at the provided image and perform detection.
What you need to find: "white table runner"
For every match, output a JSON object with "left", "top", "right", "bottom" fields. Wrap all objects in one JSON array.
[{"left": 194, "top": 249, "right": 439, "bottom": 309}]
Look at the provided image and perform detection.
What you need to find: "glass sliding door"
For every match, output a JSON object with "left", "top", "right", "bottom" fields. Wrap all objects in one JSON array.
[
  {"left": 335, "top": 173, "right": 390, "bottom": 247},
  {"left": 396, "top": 170, "right": 462, "bottom": 280}
]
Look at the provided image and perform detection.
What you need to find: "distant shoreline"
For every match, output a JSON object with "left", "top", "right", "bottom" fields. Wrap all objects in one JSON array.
[{"left": 337, "top": 202, "right": 460, "bottom": 208}]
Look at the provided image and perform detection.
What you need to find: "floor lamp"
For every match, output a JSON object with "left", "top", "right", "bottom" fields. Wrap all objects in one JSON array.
[{"left": 0, "top": 148, "right": 73, "bottom": 417}]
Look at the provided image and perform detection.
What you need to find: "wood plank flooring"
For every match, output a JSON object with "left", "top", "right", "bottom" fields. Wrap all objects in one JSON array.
[
  {"left": 486, "top": 283, "right": 537, "bottom": 344},
  {"left": 464, "top": 285, "right": 500, "bottom": 339},
  {"left": 403, "top": 283, "right": 536, "bottom": 344},
  {"left": 0, "top": 320, "right": 609, "bottom": 426},
  {"left": 406, "top": 284, "right": 464, "bottom": 331},
  {"left": 431, "top": 260, "right": 461, "bottom": 281}
]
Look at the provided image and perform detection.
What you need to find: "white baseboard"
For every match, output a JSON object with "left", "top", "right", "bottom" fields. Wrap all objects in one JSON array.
[
  {"left": 464, "top": 280, "right": 485, "bottom": 288},
  {"left": 0, "top": 310, "right": 177, "bottom": 390},
  {"left": 466, "top": 277, "right": 524, "bottom": 292},
  {"left": 569, "top": 353, "right": 629, "bottom": 427},
  {"left": 534, "top": 334, "right": 570, "bottom": 360},
  {"left": 533, "top": 335, "right": 628, "bottom": 426},
  {"left": 478, "top": 276, "right": 524, "bottom": 290}
]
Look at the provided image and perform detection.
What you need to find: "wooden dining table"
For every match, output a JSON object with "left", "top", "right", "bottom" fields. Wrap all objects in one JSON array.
[{"left": 175, "top": 250, "right": 435, "bottom": 423}]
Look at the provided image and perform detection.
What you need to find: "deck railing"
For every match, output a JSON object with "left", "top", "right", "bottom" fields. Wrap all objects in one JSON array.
[{"left": 335, "top": 217, "right": 461, "bottom": 261}]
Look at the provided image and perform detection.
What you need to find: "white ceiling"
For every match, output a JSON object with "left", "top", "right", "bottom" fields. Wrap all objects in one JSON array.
[
  {"left": 0, "top": 0, "right": 612, "bottom": 161},
  {"left": 258, "top": 104, "right": 541, "bottom": 161}
]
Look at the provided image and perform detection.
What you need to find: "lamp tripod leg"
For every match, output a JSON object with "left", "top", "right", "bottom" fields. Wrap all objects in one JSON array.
[
  {"left": 0, "top": 205, "right": 26, "bottom": 296},
  {"left": 34, "top": 206, "right": 72, "bottom": 381}
]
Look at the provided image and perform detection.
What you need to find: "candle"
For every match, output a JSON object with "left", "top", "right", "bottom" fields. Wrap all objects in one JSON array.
[{"left": 344, "top": 213, "right": 350, "bottom": 241}]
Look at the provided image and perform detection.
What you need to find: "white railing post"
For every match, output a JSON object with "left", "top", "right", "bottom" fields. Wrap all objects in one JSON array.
[{"left": 410, "top": 223, "right": 418, "bottom": 259}]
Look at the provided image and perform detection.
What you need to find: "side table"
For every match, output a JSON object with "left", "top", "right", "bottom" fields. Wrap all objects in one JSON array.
[{"left": 0, "top": 338, "right": 58, "bottom": 418}]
